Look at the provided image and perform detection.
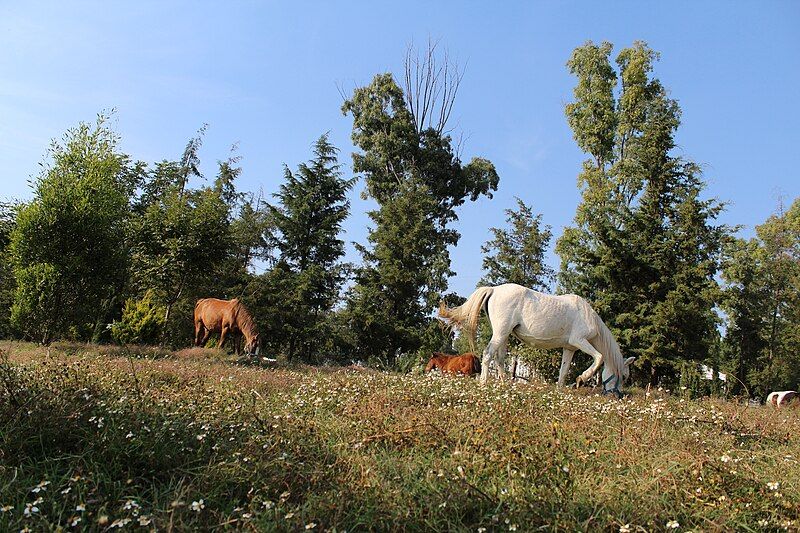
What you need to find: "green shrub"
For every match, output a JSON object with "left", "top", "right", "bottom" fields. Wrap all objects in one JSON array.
[{"left": 110, "top": 290, "right": 165, "bottom": 345}]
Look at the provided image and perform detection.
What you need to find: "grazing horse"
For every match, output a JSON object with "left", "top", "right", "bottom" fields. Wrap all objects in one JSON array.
[
  {"left": 767, "top": 391, "right": 797, "bottom": 407},
  {"left": 425, "top": 352, "right": 481, "bottom": 376},
  {"left": 439, "top": 283, "right": 635, "bottom": 396},
  {"left": 194, "top": 298, "right": 260, "bottom": 355}
]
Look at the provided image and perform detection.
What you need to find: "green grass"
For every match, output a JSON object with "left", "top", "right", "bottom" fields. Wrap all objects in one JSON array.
[{"left": 0, "top": 341, "right": 798, "bottom": 531}]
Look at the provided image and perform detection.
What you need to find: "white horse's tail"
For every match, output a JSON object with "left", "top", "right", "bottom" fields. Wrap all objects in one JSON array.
[{"left": 438, "top": 286, "right": 494, "bottom": 352}]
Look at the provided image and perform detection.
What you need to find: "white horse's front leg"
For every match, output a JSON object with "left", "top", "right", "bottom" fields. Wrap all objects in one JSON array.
[
  {"left": 557, "top": 348, "right": 575, "bottom": 387},
  {"left": 574, "top": 339, "right": 603, "bottom": 386}
]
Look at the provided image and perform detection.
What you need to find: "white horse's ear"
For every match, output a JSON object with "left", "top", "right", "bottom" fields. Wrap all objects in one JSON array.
[{"left": 624, "top": 357, "right": 636, "bottom": 367}]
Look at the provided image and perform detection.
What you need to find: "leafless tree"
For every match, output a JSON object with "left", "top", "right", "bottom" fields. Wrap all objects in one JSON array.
[{"left": 403, "top": 39, "right": 464, "bottom": 136}]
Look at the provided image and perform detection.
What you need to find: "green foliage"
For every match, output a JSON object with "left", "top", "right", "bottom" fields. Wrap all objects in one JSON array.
[
  {"left": 557, "top": 41, "right": 728, "bottom": 385},
  {"left": 0, "top": 203, "right": 17, "bottom": 338},
  {"left": 481, "top": 197, "right": 554, "bottom": 290},
  {"left": 266, "top": 135, "right": 354, "bottom": 362},
  {"left": 342, "top": 61, "right": 499, "bottom": 362},
  {"left": 109, "top": 290, "right": 166, "bottom": 345},
  {"left": 9, "top": 114, "right": 131, "bottom": 344},
  {"left": 128, "top": 131, "right": 245, "bottom": 346},
  {"left": 722, "top": 199, "right": 800, "bottom": 396}
]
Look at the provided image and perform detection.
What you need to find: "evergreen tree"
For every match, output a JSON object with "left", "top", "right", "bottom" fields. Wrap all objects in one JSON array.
[
  {"left": 723, "top": 199, "right": 800, "bottom": 395},
  {"left": 9, "top": 114, "right": 132, "bottom": 343},
  {"left": 342, "top": 46, "right": 499, "bottom": 363},
  {"left": 481, "top": 198, "right": 554, "bottom": 290},
  {"left": 556, "top": 41, "right": 728, "bottom": 385},
  {"left": 267, "top": 134, "right": 354, "bottom": 361}
]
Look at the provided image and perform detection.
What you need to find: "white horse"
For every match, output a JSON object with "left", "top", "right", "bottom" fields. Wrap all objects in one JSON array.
[
  {"left": 767, "top": 391, "right": 797, "bottom": 407},
  {"left": 439, "top": 283, "right": 635, "bottom": 396}
]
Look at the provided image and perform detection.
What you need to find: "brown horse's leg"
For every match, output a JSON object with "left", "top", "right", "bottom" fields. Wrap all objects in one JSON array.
[
  {"left": 199, "top": 329, "right": 211, "bottom": 347},
  {"left": 194, "top": 321, "right": 203, "bottom": 346},
  {"left": 219, "top": 325, "right": 229, "bottom": 351}
]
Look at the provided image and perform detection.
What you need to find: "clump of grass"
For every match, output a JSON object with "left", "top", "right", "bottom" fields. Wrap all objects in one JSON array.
[{"left": 0, "top": 343, "right": 798, "bottom": 531}]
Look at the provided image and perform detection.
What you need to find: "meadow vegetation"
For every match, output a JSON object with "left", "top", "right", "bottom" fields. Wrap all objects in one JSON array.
[{"left": 1, "top": 343, "right": 798, "bottom": 531}]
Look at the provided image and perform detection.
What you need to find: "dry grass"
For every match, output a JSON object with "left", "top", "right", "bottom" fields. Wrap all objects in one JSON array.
[{"left": 0, "top": 342, "right": 798, "bottom": 531}]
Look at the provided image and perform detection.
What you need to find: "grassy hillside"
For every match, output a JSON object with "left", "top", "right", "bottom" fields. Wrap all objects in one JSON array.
[{"left": 1, "top": 342, "right": 798, "bottom": 531}]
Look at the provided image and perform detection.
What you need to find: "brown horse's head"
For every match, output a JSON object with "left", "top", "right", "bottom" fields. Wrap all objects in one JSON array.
[{"left": 244, "top": 332, "right": 260, "bottom": 356}]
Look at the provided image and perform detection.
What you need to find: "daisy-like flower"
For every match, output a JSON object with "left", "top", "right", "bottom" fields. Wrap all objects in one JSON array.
[
  {"left": 31, "top": 480, "right": 50, "bottom": 493},
  {"left": 305, "top": 523, "right": 317, "bottom": 530},
  {"left": 138, "top": 516, "right": 152, "bottom": 526},
  {"left": 285, "top": 512, "right": 295, "bottom": 519},
  {"left": 123, "top": 500, "right": 139, "bottom": 510},
  {"left": 23, "top": 504, "right": 39, "bottom": 517},
  {"left": 758, "top": 519, "right": 769, "bottom": 527},
  {"left": 110, "top": 518, "right": 131, "bottom": 528},
  {"left": 190, "top": 499, "right": 205, "bottom": 512},
  {"left": 1, "top": 505, "right": 13, "bottom": 513},
  {"left": 767, "top": 481, "right": 780, "bottom": 491},
  {"left": 720, "top": 454, "right": 731, "bottom": 463},
  {"left": 666, "top": 520, "right": 680, "bottom": 529},
  {"left": 61, "top": 487, "right": 71, "bottom": 495},
  {"left": 70, "top": 516, "right": 81, "bottom": 527},
  {"left": 76, "top": 504, "right": 86, "bottom": 512},
  {"left": 619, "top": 524, "right": 631, "bottom": 533}
]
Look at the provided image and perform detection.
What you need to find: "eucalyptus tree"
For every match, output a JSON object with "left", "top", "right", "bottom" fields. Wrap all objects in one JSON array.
[{"left": 342, "top": 42, "right": 499, "bottom": 362}]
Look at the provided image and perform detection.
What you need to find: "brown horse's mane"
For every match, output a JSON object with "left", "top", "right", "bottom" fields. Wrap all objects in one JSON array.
[{"left": 231, "top": 299, "right": 258, "bottom": 340}]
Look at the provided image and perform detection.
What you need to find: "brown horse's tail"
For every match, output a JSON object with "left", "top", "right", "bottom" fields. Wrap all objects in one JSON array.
[{"left": 438, "top": 287, "right": 494, "bottom": 353}]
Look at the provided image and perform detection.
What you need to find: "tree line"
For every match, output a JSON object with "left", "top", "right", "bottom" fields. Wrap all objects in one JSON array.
[{"left": 0, "top": 41, "right": 797, "bottom": 397}]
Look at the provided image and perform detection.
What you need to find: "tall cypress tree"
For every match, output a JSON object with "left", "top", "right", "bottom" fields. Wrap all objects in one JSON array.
[
  {"left": 267, "top": 134, "right": 354, "bottom": 362},
  {"left": 557, "top": 41, "right": 728, "bottom": 385}
]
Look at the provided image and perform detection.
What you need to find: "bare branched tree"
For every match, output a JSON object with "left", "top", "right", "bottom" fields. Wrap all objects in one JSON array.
[{"left": 403, "top": 39, "right": 464, "bottom": 136}]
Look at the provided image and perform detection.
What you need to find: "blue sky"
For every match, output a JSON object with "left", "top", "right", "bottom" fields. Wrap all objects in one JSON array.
[{"left": 2, "top": 1, "right": 798, "bottom": 298}]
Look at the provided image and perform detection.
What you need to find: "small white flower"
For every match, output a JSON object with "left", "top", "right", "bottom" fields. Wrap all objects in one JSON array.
[
  {"left": 619, "top": 525, "right": 631, "bottom": 533},
  {"left": 666, "top": 520, "right": 680, "bottom": 529},
  {"left": 23, "top": 504, "right": 39, "bottom": 517},
  {"left": 720, "top": 454, "right": 731, "bottom": 463},
  {"left": 305, "top": 523, "right": 317, "bottom": 530},
  {"left": 262, "top": 500, "right": 274, "bottom": 509},
  {"left": 1, "top": 505, "right": 13, "bottom": 513},
  {"left": 70, "top": 516, "right": 82, "bottom": 527},
  {"left": 110, "top": 518, "right": 131, "bottom": 528},
  {"left": 76, "top": 504, "right": 86, "bottom": 512},
  {"left": 138, "top": 516, "right": 152, "bottom": 526},
  {"left": 758, "top": 519, "right": 769, "bottom": 527},
  {"left": 126, "top": 432, "right": 134, "bottom": 439},
  {"left": 190, "top": 499, "right": 205, "bottom": 512},
  {"left": 767, "top": 481, "right": 780, "bottom": 490},
  {"left": 284, "top": 512, "right": 295, "bottom": 519}
]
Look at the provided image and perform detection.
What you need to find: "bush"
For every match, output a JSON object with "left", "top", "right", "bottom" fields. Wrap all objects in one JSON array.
[{"left": 110, "top": 291, "right": 165, "bottom": 345}]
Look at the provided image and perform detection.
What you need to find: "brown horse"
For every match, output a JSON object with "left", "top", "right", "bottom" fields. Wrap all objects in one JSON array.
[
  {"left": 425, "top": 352, "right": 481, "bottom": 376},
  {"left": 194, "top": 298, "right": 260, "bottom": 355}
]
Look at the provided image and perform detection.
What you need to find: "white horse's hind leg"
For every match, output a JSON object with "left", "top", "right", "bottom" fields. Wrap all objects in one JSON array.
[
  {"left": 557, "top": 348, "right": 575, "bottom": 387},
  {"left": 573, "top": 338, "right": 604, "bottom": 386},
  {"left": 480, "top": 336, "right": 509, "bottom": 384}
]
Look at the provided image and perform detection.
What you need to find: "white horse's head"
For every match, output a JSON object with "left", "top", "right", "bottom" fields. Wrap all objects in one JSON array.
[{"left": 601, "top": 356, "right": 636, "bottom": 398}]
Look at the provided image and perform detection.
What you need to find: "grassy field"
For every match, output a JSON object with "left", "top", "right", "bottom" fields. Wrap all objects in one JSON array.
[{"left": 0, "top": 342, "right": 798, "bottom": 532}]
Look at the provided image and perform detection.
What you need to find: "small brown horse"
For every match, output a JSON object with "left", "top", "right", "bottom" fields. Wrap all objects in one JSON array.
[
  {"left": 425, "top": 352, "right": 481, "bottom": 376},
  {"left": 194, "top": 298, "right": 260, "bottom": 355}
]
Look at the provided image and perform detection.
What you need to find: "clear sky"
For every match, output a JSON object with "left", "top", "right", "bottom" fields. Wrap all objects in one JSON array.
[{"left": 2, "top": 1, "right": 798, "bottom": 298}]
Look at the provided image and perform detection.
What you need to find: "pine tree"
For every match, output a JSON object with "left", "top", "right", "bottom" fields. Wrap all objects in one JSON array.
[
  {"left": 481, "top": 198, "right": 554, "bottom": 290},
  {"left": 267, "top": 134, "right": 354, "bottom": 361}
]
